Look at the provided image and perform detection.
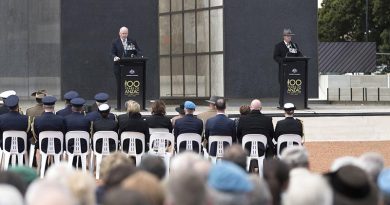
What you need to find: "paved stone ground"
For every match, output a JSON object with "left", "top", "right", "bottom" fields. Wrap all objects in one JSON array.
[{"left": 305, "top": 141, "right": 390, "bottom": 173}]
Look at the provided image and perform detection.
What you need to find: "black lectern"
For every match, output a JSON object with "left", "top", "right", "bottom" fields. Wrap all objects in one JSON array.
[
  {"left": 281, "top": 57, "right": 310, "bottom": 109},
  {"left": 117, "top": 57, "right": 147, "bottom": 110}
]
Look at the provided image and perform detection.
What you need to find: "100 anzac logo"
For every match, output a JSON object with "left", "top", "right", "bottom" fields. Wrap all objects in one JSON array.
[
  {"left": 124, "top": 80, "right": 140, "bottom": 96},
  {"left": 287, "top": 79, "right": 301, "bottom": 95}
]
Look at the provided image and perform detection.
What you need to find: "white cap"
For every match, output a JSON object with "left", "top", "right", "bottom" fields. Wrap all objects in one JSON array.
[
  {"left": 98, "top": 103, "right": 110, "bottom": 111},
  {"left": 0, "top": 90, "right": 16, "bottom": 99},
  {"left": 283, "top": 103, "right": 296, "bottom": 110}
]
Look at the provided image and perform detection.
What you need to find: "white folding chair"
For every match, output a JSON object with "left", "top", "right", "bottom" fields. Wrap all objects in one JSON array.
[
  {"left": 2, "top": 131, "right": 27, "bottom": 170},
  {"left": 65, "top": 131, "right": 90, "bottom": 172},
  {"left": 277, "top": 134, "right": 302, "bottom": 158},
  {"left": 120, "top": 132, "right": 145, "bottom": 166},
  {"left": 208, "top": 136, "right": 232, "bottom": 164},
  {"left": 176, "top": 133, "right": 202, "bottom": 154},
  {"left": 0, "top": 147, "right": 3, "bottom": 168},
  {"left": 28, "top": 144, "right": 35, "bottom": 168},
  {"left": 149, "top": 132, "right": 175, "bottom": 175},
  {"left": 92, "top": 131, "right": 118, "bottom": 179},
  {"left": 242, "top": 134, "right": 268, "bottom": 176},
  {"left": 39, "top": 131, "right": 64, "bottom": 178},
  {"left": 149, "top": 128, "right": 169, "bottom": 134}
]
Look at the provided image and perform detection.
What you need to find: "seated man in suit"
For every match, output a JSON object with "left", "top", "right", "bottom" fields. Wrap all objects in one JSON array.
[
  {"left": 274, "top": 103, "right": 303, "bottom": 153},
  {"left": 205, "top": 98, "right": 236, "bottom": 156},
  {"left": 237, "top": 99, "right": 275, "bottom": 158},
  {"left": 173, "top": 101, "right": 203, "bottom": 153}
]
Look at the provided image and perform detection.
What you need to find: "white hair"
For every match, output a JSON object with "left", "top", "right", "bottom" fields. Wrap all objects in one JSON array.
[
  {"left": 26, "top": 179, "right": 79, "bottom": 205},
  {"left": 330, "top": 156, "right": 365, "bottom": 172},
  {"left": 170, "top": 152, "right": 204, "bottom": 173},
  {"left": 45, "top": 162, "right": 76, "bottom": 185},
  {"left": 280, "top": 146, "right": 309, "bottom": 169},
  {"left": 359, "top": 152, "right": 385, "bottom": 182},
  {"left": 0, "top": 184, "right": 24, "bottom": 205},
  {"left": 283, "top": 169, "right": 333, "bottom": 205}
]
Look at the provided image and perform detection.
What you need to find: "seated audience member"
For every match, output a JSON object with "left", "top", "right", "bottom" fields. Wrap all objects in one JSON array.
[
  {"left": 204, "top": 98, "right": 236, "bottom": 156},
  {"left": 197, "top": 96, "right": 219, "bottom": 128},
  {"left": 26, "top": 180, "right": 78, "bottom": 205},
  {"left": 26, "top": 89, "right": 47, "bottom": 117},
  {"left": 359, "top": 152, "right": 384, "bottom": 183},
  {"left": 103, "top": 188, "right": 151, "bottom": 205},
  {"left": 171, "top": 103, "right": 185, "bottom": 127},
  {"left": 146, "top": 100, "right": 172, "bottom": 132},
  {"left": 0, "top": 184, "right": 24, "bottom": 205},
  {"left": 325, "top": 165, "right": 378, "bottom": 205},
  {"left": 105, "top": 163, "right": 138, "bottom": 191},
  {"left": 248, "top": 174, "right": 272, "bottom": 205},
  {"left": 330, "top": 156, "right": 365, "bottom": 172},
  {"left": 139, "top": 154, "right": 166, "bottom": 180},
  {"left": 234, "top": 104, "right": 251, "bottom": 130},
  {"left": 280, "top": 146, "right": 309, "bottom": 169},
  {"left": 283, "top": 169, "right": 332, "bottom": 205},
  {"left": 208, "top": 161, "right": 254, "bottom": 205},
  {"left": 0, "top": 90, "right": 16, "bottom": 115},
  {"left": 274, "top": 103, "right": 303, "bottom": 153},
  {"left": 67, "top": 171, "right": 96, "bottom": 205},
  {"left": 0, "top": 171, "right": 28, "bottom": 196},
  {"left": 122, "top": 171, "right": 165, "bottom": 205},
  {"left": 9, "top": 166, "right": 38, "bottom": 186},
  {"left": 170, "top": 152, "right": 211, "bottom": 180},
  {"left": 223, "top": 144, "right": 248, "bottom": 171},
  {"left": 263, "top": 159, "right": 290, "bottom": 205},
  {"left": 86, "top": 92, "right": 116, "bottom": 121},
  {"left": 173, "top": 101, "right": 203, "bottom": 153},
  {"left": 92, "top": 103, "right": 118, "bottom": 153},
  {"left": 56, "top": 90, "right": 79, "bottom": 117},
  {"left": 118, "top": 100, "right": 150, "bottom": 154},
  {"left": 378, "top": 168, "right": 390, "bottom": 205},
  {"left": 166, "top": 169, "right": 209, "bottom": 205}
]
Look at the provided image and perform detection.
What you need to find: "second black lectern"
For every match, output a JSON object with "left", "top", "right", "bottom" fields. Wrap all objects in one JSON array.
[
  {"left": 281, "top": 57, "right": 310, "bottom": 109},
  {"left": 117, "top": 57, "right": 147, "bottom": 110}
]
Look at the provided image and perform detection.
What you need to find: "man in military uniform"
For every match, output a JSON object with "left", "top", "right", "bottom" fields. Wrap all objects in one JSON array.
[
  {"left": 274, "top": 103, "right": 303, "bottom": 153},
  {"left": 64, "top": 97, "right": 91, "bottom": 153},
  {"left": 0, "top": 90, "right": 16, "bottom": 115},
  {"left": 33, "top": 96, "right": 65, "bottom": 158},
  {"left": 86, "top": 92, "right": 116, "bottom": 121},
  {"left": 56, "top": 90, "right": 79, "bottom": 117},
  {"left": 197, "top": 96, "right": 218, "bottom": 127},
  {"left": 92, "top": 104, "right": 118, "bottom": 152},
  {"left": 0, "top": 95, "right": 31, "bottom": 152},
  {"left": 26, "top": 90, "right": 47, "bottom": 118}
]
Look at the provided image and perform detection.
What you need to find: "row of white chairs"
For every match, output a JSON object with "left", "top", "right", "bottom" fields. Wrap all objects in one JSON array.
[{"left": 0, "top": 129, "right": 301, "bottom": 179}]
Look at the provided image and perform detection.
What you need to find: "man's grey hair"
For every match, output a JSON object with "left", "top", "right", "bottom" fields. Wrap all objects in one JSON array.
[
  {"left": 0, "top": 184, "right": 24, "bottom": 205},
  {"left": 280, "top": 146, "right": 309, "bottom": 169},
  {"left": 209, "top": 188, "right": 250, "bottom": 205},
  {"left": 282, "top": 169, "right": 333, "bottom": 205},
  {"left": 330, "top": 156, "right": 365, "bottom": 172},
  {"left": 26, "top": 180, "right": 79, "bottom": 205},
  {"left": 359, "top": 152, "right": 384, "bottom": 182},
  {"left": 248, "top": 174, "right": 272, "bottom": 205}
]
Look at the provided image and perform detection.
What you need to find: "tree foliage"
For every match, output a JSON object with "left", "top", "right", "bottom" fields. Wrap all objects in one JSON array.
[{"left": 318, "top": 0, "right": 390, "bottom": 52}]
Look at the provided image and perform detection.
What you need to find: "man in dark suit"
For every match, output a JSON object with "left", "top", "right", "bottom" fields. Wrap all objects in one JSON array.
[
  {"left": 56, "top": 90, "right": 79, "bottom": 117},
  {"left": 273, "top": 28, "right": 302, "bottom": 108},
  {"left": 64, "top": 97, "right": 91, "bottom": 153},
  {"left": 205, "top": 98, "right": 236, "bottom": 156},
  {"left": 274, "top": 103, "right": 303, "bottom": 153},
  {"left": 174, "top": 101, "right": 203, "bottom": 153},
  {"left": 111, "top": 26, "right": 142, "bottom": 109},
  {"left": 237, "top": 99, "right": 275, "bottom": 157},
  {"left": 33, "top": 96, "right": 65, "bottom": 155},
  {"left": 0, "top": 95, "right": 31, "bottom": 152}
]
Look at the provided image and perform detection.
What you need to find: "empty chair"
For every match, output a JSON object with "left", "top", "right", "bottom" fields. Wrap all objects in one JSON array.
[
  {"left": 92, "top": 131, "right": 118, "bottom": 179},
  {"left": 39, "top": 131, "right": 64, "bottom": 178},
  {"left": 149, "top": 128, "right": 170, "bottom": 134},
  {"left": 2, "top": 131, "right": 27, "bottom": 170},
  {"left": 176, "top": 133, "right": 202, "bottom": 154},
  {"left": 65, "top": 131, "right": 90, "bottom": 172},
  {"left": 208, "top": 136, "right": 233, "bottom": 164},
  {"left": 277, "top": 134, "right": 302, "bottom": 158},
  {"left": 120, "top": 132, "right": 145, "bottom": 166},
  {"left": 242, "top": 134, "right": 268, "bottom": 176}
]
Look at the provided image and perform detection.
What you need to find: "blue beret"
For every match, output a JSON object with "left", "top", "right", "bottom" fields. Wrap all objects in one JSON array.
[
  {"left": 94, "top": 92, "right": 109, "bottom": 102},
  {"left": 42, "top": 96, "right": 57, "bottom": 105},
  {"left": 64, "top": 90, "right": 79, "bottom": 100},
  {"left": 184, "top": 101, "right": 196, "bottom": 110},
  {"left": 208, "top": 161, "right": 253, "bottom": 193},
  {"left": 4, "top": 95, "right": 19, "bottom": 108},
  {"left": 70, "top": 97, "right": 86, "bottom": 107},
  {"left": 378, "top": 168, "right": 390, "bottom": 195}
]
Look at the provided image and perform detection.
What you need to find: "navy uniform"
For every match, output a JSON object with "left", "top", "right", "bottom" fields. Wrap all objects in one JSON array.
[
  {"left": 33, "top": 96, "right": 65, "bottom": 153},
  {"left": 64, "top": 98, "right": 91, "bottom": 153},
  {"left": 26, "top": 90, "right": 46, "bottom": 118},
  {"left": 92, "top": 104, "right": 118, "bottom": 152},
  {"left": 0, "top": 90, "right": 16, "bottom": 115},
  {"left": 86, "top": 92, "right": 116, "bottom": 121},
  {"left": 0, "top": 95, "right": 31, "bottom": 152},
  {"left": 274, "top": 103, "right": 303, "bottom": 153},
  {"left": 56, "top": 90, "right": 79, "bottom": 117}
]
